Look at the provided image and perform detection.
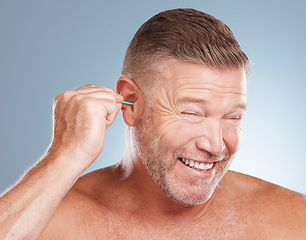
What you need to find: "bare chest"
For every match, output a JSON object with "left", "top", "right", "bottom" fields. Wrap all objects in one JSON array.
[{"left": 71, "top": 210, "right": 252, "bottom": 240}]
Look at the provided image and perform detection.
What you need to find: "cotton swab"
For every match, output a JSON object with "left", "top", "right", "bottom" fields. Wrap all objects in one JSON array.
[{"left": 121, "top": 101, "right": 134, "bottom": 106}]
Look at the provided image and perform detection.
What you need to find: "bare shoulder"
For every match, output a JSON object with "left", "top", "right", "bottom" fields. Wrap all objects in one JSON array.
[
  {"left": 39, "top": 166, "right": 120, "bottom": 239},
  {"left": 223, "top": 171, "right": 306, "bottom": 239}
]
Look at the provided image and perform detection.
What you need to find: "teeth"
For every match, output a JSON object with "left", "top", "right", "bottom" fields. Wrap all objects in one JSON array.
[
  {"left": 179, "top": 158, "right": 214, "bottom": 171},
  {"left": 194, "top": 162, "right": 199, "bottom": 168},
  {"left": 189, "top": 160, "right": 194, "bottom": 167}
]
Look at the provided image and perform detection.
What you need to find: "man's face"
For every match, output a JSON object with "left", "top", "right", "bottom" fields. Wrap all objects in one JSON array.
[{"left": 134, "top": 60, "right": 247, "bottom": 206}]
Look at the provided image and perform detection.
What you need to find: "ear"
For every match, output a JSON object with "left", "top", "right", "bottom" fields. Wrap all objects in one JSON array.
[{"left": 116, "top": 76, "right": 144, "bottom": 126}]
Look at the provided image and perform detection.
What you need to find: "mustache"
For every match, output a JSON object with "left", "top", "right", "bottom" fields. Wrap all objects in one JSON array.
[{"left": 174, "top": 149, "right": 230, "bottom": 162}]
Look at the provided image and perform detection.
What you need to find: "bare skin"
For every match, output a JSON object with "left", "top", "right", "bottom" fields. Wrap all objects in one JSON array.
[
  {"left": 0, "top": 85, "right": 124, "bottom": 239},
  {"left": 40, "top": 169, "right": 306, "bottom": 239},
  {"left": 41, "top": 61, "right": 305, "bottom": 239},
  {"left": 1, "top": 60, "right": 305, "bottom": 239}
]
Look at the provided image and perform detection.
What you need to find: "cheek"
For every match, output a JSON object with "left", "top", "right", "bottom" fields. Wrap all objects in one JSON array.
[
  {"left": 157, "top": 119, "right": 201, "bottom": 149},
  {"left": 223, "top": 125, "right": 242, "bottom": 154}
]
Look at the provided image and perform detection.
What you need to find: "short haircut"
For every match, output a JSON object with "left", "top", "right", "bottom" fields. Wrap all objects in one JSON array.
[{"left": 122, "top": 8, "right": 249, "bottom": 96}]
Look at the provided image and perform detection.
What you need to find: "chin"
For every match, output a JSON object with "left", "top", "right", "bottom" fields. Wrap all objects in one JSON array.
[
  {"left": 163, "top": 178, "right": 219, "bottom": 206},
  {"left": 172, "top": 191, "right": 215, "bottom": 206},
  {"left": 159, "top": 159, "right": 232, "bottom": 206}
]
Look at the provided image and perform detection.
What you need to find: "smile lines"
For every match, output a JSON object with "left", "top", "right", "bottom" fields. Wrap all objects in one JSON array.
[{"left": 178, "top": 157, "right": 214, "bottom": 171}]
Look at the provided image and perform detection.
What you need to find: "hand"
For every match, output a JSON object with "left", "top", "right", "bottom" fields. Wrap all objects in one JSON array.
[{"left": 49, "top": 84, "right": 124, "bottom": 169}]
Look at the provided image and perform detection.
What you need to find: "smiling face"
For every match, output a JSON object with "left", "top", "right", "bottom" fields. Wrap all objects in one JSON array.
[{"left": 133, "top": 59, "right": 247, "bottom": 206}]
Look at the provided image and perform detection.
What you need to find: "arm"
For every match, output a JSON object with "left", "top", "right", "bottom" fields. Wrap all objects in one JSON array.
[{"left": 0, "top": 84, "right": 123, "bottom": 240}]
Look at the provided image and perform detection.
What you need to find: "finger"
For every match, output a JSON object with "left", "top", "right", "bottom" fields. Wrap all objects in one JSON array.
[
  {"left": 75, "top": 91, "right": 123, "bottom": 103},
  {"left": 53, "top": 94, "right": 62, "bottom": 107},
  {"left": 89, "top": 98, "right": 122, "bottom": 129},
  {"left": 73, "top": 86, "right": 123, "bottom": 102},
  {"left": 105, "top": 102, "right": 123, "bottom": 129},
  {"left": 74, "top": 84, "right": 115, "bottom": 94},
  {"left": 74, "top": 84, "right": 103, "bottom": 90}
]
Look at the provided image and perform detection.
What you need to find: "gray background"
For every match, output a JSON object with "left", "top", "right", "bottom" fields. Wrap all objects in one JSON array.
[{"left": 1, "top": 0, "right": 305, "bottom": 194}]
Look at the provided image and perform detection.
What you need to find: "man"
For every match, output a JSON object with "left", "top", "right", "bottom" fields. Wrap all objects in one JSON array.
[{"left": 1, "top": 8, "right": 305, "bottom": 239}]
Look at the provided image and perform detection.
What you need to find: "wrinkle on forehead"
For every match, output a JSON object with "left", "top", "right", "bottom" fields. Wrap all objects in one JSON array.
[
  {"left": 160, "top": 60, "right": 247, "bottom": 95},
  {"left": 171, "top": 83, "right": 247, "bottom": 111},
  {"left": 175, "top": 83, "right": 247, "bottom": 96},
  {"left": 152, "top": 60, "right": 248, "bottom": 116}
]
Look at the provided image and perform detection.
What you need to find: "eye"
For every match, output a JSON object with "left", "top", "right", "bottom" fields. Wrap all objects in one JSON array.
[
  {"left": 179, "top": 103, "right": 205, "bottom": 120},
  {"left": 181, "top": 111, "right": 200, "bottom": 116},
  {"left": 181, "top": 111, "right": 204, "bottom": 121},
  {"left": 225, "top": 115, "right": 242, "bottom": 125},
  {"left": 228, "top": 116, "right": 241, "bottom": 120}
]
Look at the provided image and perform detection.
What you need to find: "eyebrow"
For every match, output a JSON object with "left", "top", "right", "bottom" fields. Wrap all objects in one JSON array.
[{"left": 177, "top": 98, "right": 208, "bottom": 105}]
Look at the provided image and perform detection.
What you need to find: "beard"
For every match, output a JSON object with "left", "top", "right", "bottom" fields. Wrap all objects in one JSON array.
[{"left": 133, "top": 108, "right": 233, "bottom": 206}]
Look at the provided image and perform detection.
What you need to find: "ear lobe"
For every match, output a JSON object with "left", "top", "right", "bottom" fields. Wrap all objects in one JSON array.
[{"left": 116, "top": 76, "right": 144, "bottom": 126}]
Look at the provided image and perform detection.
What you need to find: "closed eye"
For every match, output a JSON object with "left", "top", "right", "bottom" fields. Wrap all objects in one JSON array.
[
  {"left": 228, "top": 116, "right": 241, "bottom": 120},
  {"left": 181, "top": 111, "right": 205, "bottom": 122},
  {"left": 182, "top": 111, "right": 198, "bottom": 116},
  {"left": 224, "top": 116, "right": 243, "bottom": 125}
]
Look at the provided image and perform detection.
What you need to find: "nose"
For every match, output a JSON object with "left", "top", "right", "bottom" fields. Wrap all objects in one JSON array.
[{"left": 195, "top": 119, "right": 225, "bottom": 155}]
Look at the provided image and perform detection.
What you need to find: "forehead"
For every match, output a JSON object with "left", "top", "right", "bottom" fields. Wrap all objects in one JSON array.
[{"left": 159, "top": 60, "right": 247, "bottom": 95}]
